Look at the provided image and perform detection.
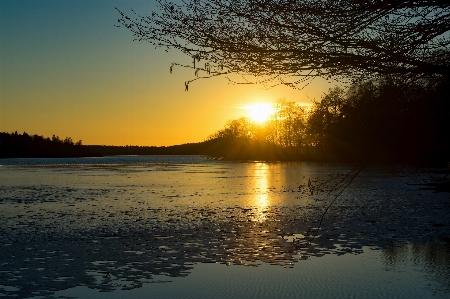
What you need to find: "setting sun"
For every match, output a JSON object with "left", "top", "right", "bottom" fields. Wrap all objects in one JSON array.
[{"left": 244, "top": 103, "right": 275, "bottom": 123}]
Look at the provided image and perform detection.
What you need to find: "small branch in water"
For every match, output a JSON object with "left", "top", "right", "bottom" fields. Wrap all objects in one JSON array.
[{"left": 294, "top": 164, "right": 366, "bottom": 251}]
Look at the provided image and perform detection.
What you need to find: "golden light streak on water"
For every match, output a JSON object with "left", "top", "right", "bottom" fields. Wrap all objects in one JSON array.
[{"left": 254, "top": 163, "right": 270, "bottom": 221}]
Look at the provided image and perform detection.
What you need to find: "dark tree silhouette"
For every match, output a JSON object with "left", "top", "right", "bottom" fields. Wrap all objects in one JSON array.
[
  {"left": 117, "top": 0, "right": 450, "bottom": 89},
  {"left": 0, "top": 132, "right": 99, "bottom": 158},
  {"left": 201, "top": 78, "right": 449, "bottom": 164},
  {"left": 305, "top": 79, "right": 450, "bottom": 164}
]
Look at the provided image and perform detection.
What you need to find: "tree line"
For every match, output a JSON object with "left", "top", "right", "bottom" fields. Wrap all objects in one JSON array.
[
  {"left": 2, "top": 76, "right": 448, "bottom": 165},
  {"left": 0, "top": 132, "right": 208, "bottom": 158},
  {"left": 0, "top": 132, "right": 100, "bottom": 158},
  {"left": 205, "top": 79, "right": 450, "bottom": 166}
]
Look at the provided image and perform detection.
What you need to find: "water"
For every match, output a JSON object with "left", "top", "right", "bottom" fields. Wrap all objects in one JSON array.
[{"left": 0, "top": 156, "right": 449, "bottom": 298}]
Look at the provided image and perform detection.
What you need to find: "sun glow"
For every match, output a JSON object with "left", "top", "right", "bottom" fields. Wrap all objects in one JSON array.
[{"left": 244, "top": 103, "right": 275, "bottom": 123}]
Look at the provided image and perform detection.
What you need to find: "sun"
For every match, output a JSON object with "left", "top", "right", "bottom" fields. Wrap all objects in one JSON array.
[{"left": 244, "top": 103, "right": 275, "bottom": 124}]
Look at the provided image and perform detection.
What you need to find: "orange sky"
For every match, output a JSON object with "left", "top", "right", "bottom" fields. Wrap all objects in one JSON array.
[{"left": 0, "top": 1, "right": 334, "bottom": 146}]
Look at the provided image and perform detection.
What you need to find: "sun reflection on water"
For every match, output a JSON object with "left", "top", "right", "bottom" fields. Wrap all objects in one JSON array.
[{"left": 254, "top": 163, "right": 269, "bottom": 221}]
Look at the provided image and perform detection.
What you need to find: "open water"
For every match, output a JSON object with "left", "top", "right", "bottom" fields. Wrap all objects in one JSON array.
[{"left": 0, "top": 155, "right": 449, "bottom": 298}]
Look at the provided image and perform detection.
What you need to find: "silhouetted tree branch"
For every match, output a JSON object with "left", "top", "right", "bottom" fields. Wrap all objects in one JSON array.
[{"left": 117, "top": 0, "right": 450, "bottom": 89}]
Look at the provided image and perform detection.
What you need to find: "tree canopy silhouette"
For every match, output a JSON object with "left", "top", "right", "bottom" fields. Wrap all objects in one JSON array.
[{"left": 117, "top": 0, "right": 450, "bottom": 89}]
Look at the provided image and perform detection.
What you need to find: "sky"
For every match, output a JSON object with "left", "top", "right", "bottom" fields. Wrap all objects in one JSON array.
[{"left": 0, "top": 0, "right": 334, "bottom": 146}]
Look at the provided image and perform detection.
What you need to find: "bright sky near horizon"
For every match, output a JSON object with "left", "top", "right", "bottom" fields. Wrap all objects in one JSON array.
[{"left": 0, "top": 0, "right": 333, "bottom": 146}]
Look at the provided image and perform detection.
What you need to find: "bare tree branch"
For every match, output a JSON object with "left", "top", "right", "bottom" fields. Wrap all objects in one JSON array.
[{"left": 117, "top": 0, "right": 450, "bottom": 89}]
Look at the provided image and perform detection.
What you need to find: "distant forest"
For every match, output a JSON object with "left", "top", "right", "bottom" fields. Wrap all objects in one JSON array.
[
  {"left": 0, "top": 132, "right": 100, "bottom": 158},
  {"left": 0, "top": 132, "right": 207, "bottom": 158},
  {"left": 1, "top": 78, "right": 449, "bottom": 166}
]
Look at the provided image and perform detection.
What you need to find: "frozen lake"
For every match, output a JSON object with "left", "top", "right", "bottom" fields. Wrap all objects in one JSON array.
[{"left": 0, "top": 156, "right": 449, "bottom": 298}]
